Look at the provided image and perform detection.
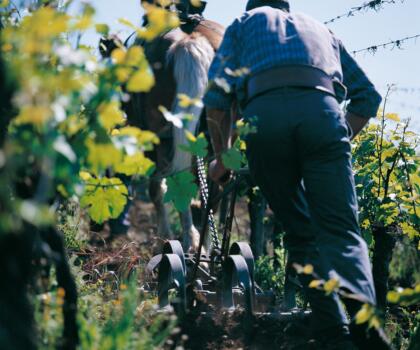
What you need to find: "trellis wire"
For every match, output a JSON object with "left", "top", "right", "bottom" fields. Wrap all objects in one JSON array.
[
  {"left": 324, "top": 0, "right": 404, "bottom": 25},
  {"left": 352, "top": 34, "right": 420, "bottom": 55}
]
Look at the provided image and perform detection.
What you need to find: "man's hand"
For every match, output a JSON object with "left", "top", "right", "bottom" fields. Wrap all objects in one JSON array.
[
  {"left": 209, "top": 158, "right": 231, "bottom": 185},
  {"left": 345, "top": 112, "right": 370, "bottom": 140},
  {"left": 206, "top": 107, "right": 233, "bottom": 184}
]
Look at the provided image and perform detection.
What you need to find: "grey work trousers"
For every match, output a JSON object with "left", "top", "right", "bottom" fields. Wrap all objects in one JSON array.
[{"left": 243, "top": 88, "right": 376, "bottom": 330}]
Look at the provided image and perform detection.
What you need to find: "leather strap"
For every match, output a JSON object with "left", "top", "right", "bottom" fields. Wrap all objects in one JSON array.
[{"left": 247, "top": 65, "right": 338, "bottom": 101}]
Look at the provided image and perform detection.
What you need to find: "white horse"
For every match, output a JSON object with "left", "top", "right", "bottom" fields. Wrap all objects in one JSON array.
[{"left": 123, "top": 15, "right": 224, "bottom": 252}]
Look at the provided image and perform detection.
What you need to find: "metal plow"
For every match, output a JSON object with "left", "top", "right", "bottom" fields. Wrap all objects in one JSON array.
[{"left": 146, "top": 160, "right": 311, "bottom": 322}]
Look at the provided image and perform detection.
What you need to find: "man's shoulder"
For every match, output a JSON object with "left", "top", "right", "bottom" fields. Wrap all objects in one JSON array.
[
  {"left": 240, "top": 7, "right": 324, "bottom": 26},
  {"left": 292, "top": 11, "right": 326, "bottom": 26},
  {"left": 227, "top": 7, "right": 332, "bottom": 39},
  {"left": 243, "top": 5, "right": 285, "bottom": 18}
]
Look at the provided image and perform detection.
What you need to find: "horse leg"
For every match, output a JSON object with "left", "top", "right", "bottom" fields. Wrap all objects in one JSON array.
[
  {"left": 179, "top": 208, "right": 203, "bottom": 253},
  {"left": 149, "top": 178, "right": 173, "bottom": 239}
]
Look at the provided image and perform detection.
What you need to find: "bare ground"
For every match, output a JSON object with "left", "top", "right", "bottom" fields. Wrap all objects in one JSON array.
[{"left": 73, "top": 196, "right": 316, "bottom": 349}]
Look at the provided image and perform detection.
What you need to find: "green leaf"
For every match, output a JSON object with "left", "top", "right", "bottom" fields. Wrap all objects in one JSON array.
[
  {"left": 164, "top": 171, "right": 198, "bottom": 212},
  {"left": 222, "top": 148, "right": 242, "bottom": 171},
  {"left": 178, "top": 131, "right": 208, "bottom": 158},
  {"left": 80, "top": 177, "right": 128, "bottom": 223},
  {"left": 95, "top": 23, "right": 110, "bottom": 36}
]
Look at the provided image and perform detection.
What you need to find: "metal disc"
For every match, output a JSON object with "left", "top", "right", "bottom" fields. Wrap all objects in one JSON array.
[
  {"left": 222, "top": 255, "right": 254, "bottom": 315},
  {"left": 229, "top": 242, "right": 255, "bottom": 281},
  {"left": 163, "top": 240, "right": 186, "bottom": 275},
  {"left": 158, "top": 253, "right": 187, "bottom": 314}
]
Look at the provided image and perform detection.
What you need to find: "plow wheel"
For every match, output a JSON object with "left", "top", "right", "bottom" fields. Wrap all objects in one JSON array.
[
  {"left": 158, "top": 253, "right": 187, "bottom": 315},
  {"left": 229, "top": 242, "right": 255, "bottom": 283},
  {"left": 162, "top": 240, "right": 186, "bottom": 275},
  {"left": 146, "top": 240, "right": 186, "bottom": 275},
  {"left": 222, "top": 254, "right": 254, "bottom": 316}
]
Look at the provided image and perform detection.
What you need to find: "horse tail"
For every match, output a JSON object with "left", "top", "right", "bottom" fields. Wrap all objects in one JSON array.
[{"left": 167, "top": 32, "right": 214, "bottom": 173}]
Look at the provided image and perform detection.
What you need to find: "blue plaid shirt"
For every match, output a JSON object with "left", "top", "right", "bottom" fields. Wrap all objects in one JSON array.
[{"left": 204, "top": 6, "right": 382, "bottom": 118}]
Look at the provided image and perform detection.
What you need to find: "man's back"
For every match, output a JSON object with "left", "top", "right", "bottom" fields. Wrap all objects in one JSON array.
[
  {"left": 205, "top": 3, "right": 381, "bottom": 119},
  {"left": 232, "top": 7, "right": 342, "bottom": 79}
]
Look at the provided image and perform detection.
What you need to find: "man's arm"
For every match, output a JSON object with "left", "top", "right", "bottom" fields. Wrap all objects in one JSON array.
[
  {"left": 339, "top": 39, "right": 382, "bottom": 137},
  {"left": 203, "top": 20, "right": 241, "bottom": 183},
  {"left": 207, "top": 108, "right": 232, "bottom": 182}
]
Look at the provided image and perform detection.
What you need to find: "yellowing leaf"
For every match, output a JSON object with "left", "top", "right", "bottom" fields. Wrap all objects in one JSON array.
[
  {"left": 60, "top": 114, "right": 88, "bottom": 137},
  {"left": 98, "top": 101, "right": 126, "bottom": 131},
  {"left": 80, "top": 177, "right": 128, "bottom": 223},
  {"left": 369, "top": 316, "right": 381, "bottom": 330},
  {"left": 381, "top": 148, "right": 396, "bottom": 161},
  {"left": 137, "top": 4, "right": 179, "bottom": 41},
  {"left": 185, "top": 130, "right": 196, "bottom": 142},
  {"left": 385, "top": 113, "right": 401, "bottom": 122},
  {"left": 111, "top": 48, "right": 126, "bottom": 65},
  {"left": 79, "top": 171, "right": 92, "bottom": 181},
  {"left": 355, "top": 304, "right": 374, "bottom": 325},
  {"left": 117, "top": 126, "right": 160, "bottom": 149},
  {"left": 126, "top": 69, "right": 155, "bottom": 93},
  {"left": 73, "top": 15, "right": 92, "bottom": 31},
  {"left": 95, "top": 23, "right": 110, "bottom": 36},
  {"left": 386, "top": 291, "right": 400, "bottom": 304},
  {"left": 302, "top": 264, "right": 314, "bottom": 275},
  {"left": 361, "top": 219, "right": 370, "bottom": 229},
  {"left": 115, "top": 153, "right": 155, "bottom": 176},
  {"left": 309, "top": 280, "right": 323, "bottom": 289},
  {"left": 190, "top": 0, "right": 202, "bottom": 7},
  {"left": 115, "top": 67, "right": 131, "bottom": 83},
  {"left": 401, "top": 222, "right": 419, "bottom": 240},
  {"left": 15, "top": 106, "right": 51, "bottom": 125},
  {"left": 0, "top": 0, "right": 10, "bottom": 8},
  {"left": 22, "top": 7, "right": 70, "bottom": 40},
  {"left": 177, "top": 93, "right": 203, "bottom": 108},
  {"left": 86, "top": 139, "right": 123, "bottom": 172},
  {"left": 118, "top": 18, "right": 137, "bottom": 29},
  {"left": 323, "top": 278, "right": 340, "bottom": 295},
  {"left": 125, "top": 46, "right": 144, "bottom": 67}
]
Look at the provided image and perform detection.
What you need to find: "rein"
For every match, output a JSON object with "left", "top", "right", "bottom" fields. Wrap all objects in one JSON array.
[{"left": 196, "top": 19, "right": 225, "bottom": 37}]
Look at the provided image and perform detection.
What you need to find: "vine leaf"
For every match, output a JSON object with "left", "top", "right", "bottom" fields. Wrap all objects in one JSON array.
[
  {"left": 384, "top": 113, "right": 400, "bottom": 122},
  {"left": 85, "top": 139, "right": 123, "bottom": 173},
  {"left": 98, "top": 101, "right": 126, "bottom": 131},
  {"left": 115, "top": 153, "right": 155, "bottom": 176},
  {"left": 164, "top": 171, "right": 198, "bottom": 212},
  {"left": 178, "top": 131, "right": 208, "bottom": 158},
  {"left": 115, "top": 126, "right": 160, "bottom": 151},
  {"left": 222, "top": 147, "right": 242, "bottom": 171},
  {"left": 126, "top": 70, "right": 155, "bottom": 92},
  {"left": 80, "top": 177, "right": 128, "bottom": 223}
]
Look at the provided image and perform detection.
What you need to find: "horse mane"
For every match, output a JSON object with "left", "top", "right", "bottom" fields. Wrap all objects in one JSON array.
[{"left": 166, "top": 31, "right": 215, "bottom": 173}]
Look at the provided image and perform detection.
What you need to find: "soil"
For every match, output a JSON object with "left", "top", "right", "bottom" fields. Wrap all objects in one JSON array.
[
  {"left": 174, "top": 307, "right": 313, "bottom": 350},
  {"left": 78, "top": 198, "right": 313, "bottom": 350}
]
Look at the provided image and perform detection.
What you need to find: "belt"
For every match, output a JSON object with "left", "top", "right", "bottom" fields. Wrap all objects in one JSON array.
[{"left": 246, "top": 65, "right": 346, "bottom": 103}]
